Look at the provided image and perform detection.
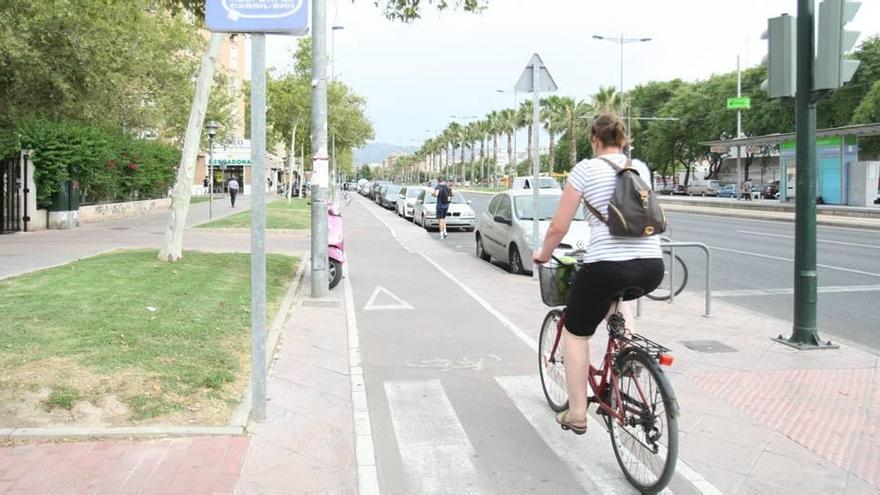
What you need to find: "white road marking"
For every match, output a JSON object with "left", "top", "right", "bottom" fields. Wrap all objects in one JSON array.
[
  {"left": 384, "top": 380, "right": 481, "bottom": 494},
  {"left": 709, "top": 246, "right": 880, "bottom": 278},
  {"left": 363, "top": 285, "right": 414, "bottom": 311},
  {"left": 737, "top": 230, "right": 880, "bottom": 250},
  {"left": 713, "top": 285, "right": 880, "bottom": 297},
  {"left": 343, "top": 263, "right": 380, "bottom": 495},
  {"left": 359, "top": 193, "right": 721, "bottom": 494},
  {"left": 668, "top": 211, "right": 880, "bottom": 234},
  {"left": 494, "top": 375, "right": 630, "bottom": 493}
]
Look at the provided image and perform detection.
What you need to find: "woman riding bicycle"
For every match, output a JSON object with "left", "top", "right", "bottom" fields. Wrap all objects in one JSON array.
[{"left": 532, "top": 113, "right": 664, "bottom": 434}]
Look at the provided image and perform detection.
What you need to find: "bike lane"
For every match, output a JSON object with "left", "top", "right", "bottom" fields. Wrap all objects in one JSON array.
[{"left": 343, "top": 196, "right": 703, "bottom": 494}]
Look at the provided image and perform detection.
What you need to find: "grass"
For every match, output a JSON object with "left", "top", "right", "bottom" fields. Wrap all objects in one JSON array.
[
  {"left": 197, "top": 198, "right": 310, "bottom": 230},
  {"left": 190, "top": 195, "right": 225, "bottom": 204},
  {"left": 0, "top": 250, "right": 298, "bottom": 424}
]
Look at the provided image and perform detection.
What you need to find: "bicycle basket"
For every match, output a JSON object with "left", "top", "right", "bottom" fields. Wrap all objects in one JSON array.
[{"left": 538, "top": 260, "right": 577, "bottom": 307}]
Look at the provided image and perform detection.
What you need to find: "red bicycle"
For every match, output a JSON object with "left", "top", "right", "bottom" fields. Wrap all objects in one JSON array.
[{"left": 537, "top": 254, "right": 680, "bottom": 494}]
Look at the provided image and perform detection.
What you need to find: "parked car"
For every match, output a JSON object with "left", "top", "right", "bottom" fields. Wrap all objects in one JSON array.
[
  {"left": 762, "top": 181, "right": 780, "bottom": 199},
  {"left": 688, "top": 180, "right": 721, "bottom": 196},
  {"left": 474, "top": 189, "right": 590, "bottom": 275},
  {"left": 370, "top": 180, "right": 392, "bottom": 200},
  {"left": 359, "top": 181, "right": 374, "bottom": 196},
  {"left": 375, "top": 185, "right": 389, "bottom": 204},
  {"left": 413, "top": 190, "right": 476, "bottom": 232},
  {"left": 717, "top": 184, "right": 738, "bottom": 198},
  {"left": 396, "top": 186, "right": 429, "bottom": 220},
  {"left": 671, "top": 185, "right": 689, "bottom": 196},
  {"left": 656, "top": 183, "right": 675, "bottom": 195},
  {"left": 379, "top": 185, "right": 401, "bottom": 209}
]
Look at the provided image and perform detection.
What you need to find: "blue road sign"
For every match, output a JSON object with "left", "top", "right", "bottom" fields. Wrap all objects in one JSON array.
[{"left": 206, "top": 0, "right": 309, "bottom": 34}]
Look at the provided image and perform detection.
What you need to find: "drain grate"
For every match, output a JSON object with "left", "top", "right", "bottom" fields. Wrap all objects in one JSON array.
[
  {"left": 302, "top": 300, "right": 341, "bottom": 308},
  {"left": 679, "top": 340, "right": 738, "bottom": 353}
]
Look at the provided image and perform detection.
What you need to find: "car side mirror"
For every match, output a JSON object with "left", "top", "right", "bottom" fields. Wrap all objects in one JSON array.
[
  {"left": 467, "top": 200, "right": 472, "bottom": 205},
  {"left": 494, "top": 215, "right": 512, "bottom": 225}
]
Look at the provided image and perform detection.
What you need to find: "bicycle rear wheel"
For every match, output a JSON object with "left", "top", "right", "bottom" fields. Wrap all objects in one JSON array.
[
  {"left": 608, "top": 349, "right": 678, "bottom": 494},
  {"left": 645, "top": 251, "right": 688, "bottom": 301},
  {"left": 538, "top": 309, "right": 568, "bottom": 412}
]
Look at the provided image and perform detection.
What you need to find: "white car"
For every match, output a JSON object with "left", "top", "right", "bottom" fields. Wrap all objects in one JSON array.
[
  {"left": 396, "top": 186, "right": 429, "bottom": 220},
  {"left": 474, "top": 189, "right": 590, "bottom": 275},
  {"left": 413, "top": 190, "right": 476, "bottom": 232}
]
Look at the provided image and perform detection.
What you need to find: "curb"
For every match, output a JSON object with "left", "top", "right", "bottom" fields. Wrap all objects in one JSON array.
[
  {"left": 193, "top": 227, "right": 309, "bottom": 235},
  {"left": 662, "top": 204, "right": 880, "bottom": 230},
  {"left": 232, "top": 251, "right": 310, "bottom": 429}
]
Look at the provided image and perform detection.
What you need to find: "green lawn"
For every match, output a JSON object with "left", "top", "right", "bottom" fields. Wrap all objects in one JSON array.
[
  {"left": 197, "top": 198, "right": 310, "bottom": 230},
  {"left": 190, "top": 195, "right": 225, "bottom": 204},
  {"left": 0, "top": 250, "right": 298, "bottom": 424}
]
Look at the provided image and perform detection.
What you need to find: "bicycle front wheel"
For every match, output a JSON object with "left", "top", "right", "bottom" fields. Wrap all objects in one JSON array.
[
  {"left": 645, "top": 252, "right": 688, "bottom": 301},
  {"left": 538, "top": 309, "right": 568, "bottom": 412},
  {"left": 608, "top": 349, "right": 679, "bottom": 494}
]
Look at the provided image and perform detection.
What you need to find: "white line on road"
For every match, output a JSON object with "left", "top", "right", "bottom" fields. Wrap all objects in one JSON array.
[
  {"left": 384, "top": 380, "right": 481, "bottom": 494},
  {"left": 494, "top": 375, "right": 627, "bottom": 493},
  {"left": 714, "top": 285, "right": 880, "bottom": 297},
  {"left": 709, "top": 246, "right": 880, "bottom": 278},
  {"left": 737, "top": 230, "right": 880, "bottom": 250},
  {"left": 363, "top": 285, "right": 414, "bottom": 311},
  {"left": 343, "top": 263, "right": 380, "bottom": 495}
]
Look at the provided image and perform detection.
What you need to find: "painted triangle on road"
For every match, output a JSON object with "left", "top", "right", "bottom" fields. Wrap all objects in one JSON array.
[{"left": 363, "top": 285, "right": 414, "bottom": 311}]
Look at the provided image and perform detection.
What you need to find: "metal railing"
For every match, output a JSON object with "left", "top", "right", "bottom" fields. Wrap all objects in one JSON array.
[{"left": 637, "top": 236, "right": 713, "bottom": 317}]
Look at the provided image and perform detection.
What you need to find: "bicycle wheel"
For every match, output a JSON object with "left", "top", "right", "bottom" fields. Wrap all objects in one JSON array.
[
  {"left": 538, "top": 309, "right": 568, "bottom": 412},
  {"left": 645, "top": 252, "right": 688, "bottom": 301},
  {"left": 608, "top": 349, "right": 679, "bottom": 494}
]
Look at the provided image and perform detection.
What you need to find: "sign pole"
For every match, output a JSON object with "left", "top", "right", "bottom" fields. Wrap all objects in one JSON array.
[
  {"left": 250, "top": 34, "right": 268, "bottom": 421},
  {"left": 531, "top": 64, "right": 541, "bottom": 256},
  {"left": 310, "top": 0, "right": 330, "bottom": 298},
  {"left": 736, "top": 55, "right": 743, "bottom": 200}
]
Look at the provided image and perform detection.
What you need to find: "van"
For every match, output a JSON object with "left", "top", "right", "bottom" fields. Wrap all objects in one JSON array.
[
  {"left": 512, "top": 176, "right": 561, "bottom": 190},
  {"left": 688, "top": 180, "right": 721, "bottom": 196}
]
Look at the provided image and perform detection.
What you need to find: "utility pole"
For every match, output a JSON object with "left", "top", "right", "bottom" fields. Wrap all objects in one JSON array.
[
  {"left": 310, "top": 0, "right": 329, "bottom": 298},
  {"left": 736, "top": 55, "right": 743, "bottom": 199}
]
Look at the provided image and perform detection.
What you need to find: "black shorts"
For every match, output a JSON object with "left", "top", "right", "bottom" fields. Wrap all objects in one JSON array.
[
  {"left": 564, "top": 258, "right": 664, "bottom": 337},
  {"left": 436, "top": 205, "right": 449, "bottom": 219}
]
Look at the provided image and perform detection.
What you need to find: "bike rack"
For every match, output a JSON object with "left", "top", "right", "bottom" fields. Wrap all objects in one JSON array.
[{"left": 636, "top": 237, "right": 713, "bottom": 318}]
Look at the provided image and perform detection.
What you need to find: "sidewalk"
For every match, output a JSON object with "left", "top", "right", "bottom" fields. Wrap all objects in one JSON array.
[{"left": 0, "top": 195, "right": 309, "bottom": 280}]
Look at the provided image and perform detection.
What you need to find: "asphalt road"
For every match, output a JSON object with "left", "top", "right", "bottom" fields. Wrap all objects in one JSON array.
[{"left": 386, "top": 190, "right": 880, "bottom": 352}]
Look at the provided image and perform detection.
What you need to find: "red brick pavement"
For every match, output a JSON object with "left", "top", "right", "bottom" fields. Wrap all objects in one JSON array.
[{"left": 0, "top": 436, "right": 249, "bottom": 494}]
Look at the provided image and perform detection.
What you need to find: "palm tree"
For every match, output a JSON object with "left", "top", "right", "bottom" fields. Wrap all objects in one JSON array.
[
  {"left": 517, "top": 100, "right": 534, "bottom": 172},
  {"left": 498, "top": 108, "right": 517, "bottom": 176},
  {"left": 486, "top": 111, "right": 501, "bottom": 185},
  {"left": 541, "top": 95, "right": 567, "bottom": 176},
  {"left": 592, "top": 86, "right": 621, "bottom": 115},
  {"left": 558, "top": 97, "right": 591, "bottom": 169}
]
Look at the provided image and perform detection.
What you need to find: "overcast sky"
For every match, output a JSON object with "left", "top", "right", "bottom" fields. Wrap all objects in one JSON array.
[{"left": 261, "top": 0, "right": 879, "bottom": 147}]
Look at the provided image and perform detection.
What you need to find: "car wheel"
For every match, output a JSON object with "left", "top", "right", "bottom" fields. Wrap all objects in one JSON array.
[
  {"left": 508, "top": 244, "right": 525, "bottom": 275},
  {"left": 476, "top": 234, "right": 491, "bottom": 261}
]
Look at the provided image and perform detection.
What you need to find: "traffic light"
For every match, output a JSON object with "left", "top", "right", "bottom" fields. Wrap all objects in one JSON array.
[
  {"left": 815, "top": 0, "right": 861, "bottom": 90},
  {"left": 761, "top": 14, "right": 797, "bottom": 99}
]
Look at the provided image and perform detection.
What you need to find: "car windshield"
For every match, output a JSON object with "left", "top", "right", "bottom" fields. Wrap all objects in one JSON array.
[
  {"left": 422, "top": 192, "right": 465, "bottom": 205},
  {"left": 514, "top": 195, "right": 585, "bottom": 221},
  {"left": 407, "top": 188, "right": 424, "bottom": 198},
  {"left": 385, "top": 186, "right": 400, "bottom": 195}
]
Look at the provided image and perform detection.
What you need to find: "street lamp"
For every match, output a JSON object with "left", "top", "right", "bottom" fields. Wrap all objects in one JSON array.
[
  {"left": 593, "top": 33, "right": 652, "bottom": 158},
  {"left": 205, "top": 121, "right": 219, "bottom": 220}
]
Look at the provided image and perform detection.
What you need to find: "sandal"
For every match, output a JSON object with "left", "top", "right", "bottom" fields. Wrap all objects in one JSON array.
[{"left": 556, "top": 410, "right": 587, "bottom": 435}]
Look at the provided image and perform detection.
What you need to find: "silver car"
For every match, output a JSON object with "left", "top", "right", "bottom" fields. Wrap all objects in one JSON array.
[
  {"left": 413, "top": 190, "right": 476, "bottom": 232},
  {"left": 474, "top": 189, "right": 590, "bottom": 275},
  {"left": 396, "top": 186, "right": 429, "bottom": 220}
]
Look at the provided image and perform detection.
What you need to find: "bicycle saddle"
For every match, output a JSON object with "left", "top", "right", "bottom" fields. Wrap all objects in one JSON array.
[{"left": 615, "top": 287, "right": 645, "bottom": 301}]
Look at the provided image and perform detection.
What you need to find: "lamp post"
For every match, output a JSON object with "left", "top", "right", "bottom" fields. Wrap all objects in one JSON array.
[
  {"left": 205, "top": 121, "right": 219, "bottom": 220},
  {"left": 592, "top": 34, "right": 652, "bottom": 158}
]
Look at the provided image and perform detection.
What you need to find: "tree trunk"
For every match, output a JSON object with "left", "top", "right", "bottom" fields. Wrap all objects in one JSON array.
[
  {"left": 527, "top": 124, "right": 533, "bottom": 171},
  {"left": 492, "top": 133, "right": 498, "bottom": 186},
  {"left": 569, "top": 113, "right": 577, "bottom": 168},
  {"left": 506, "top": 132, "right": 513, "bottom": 176},
  {"left": 548, "top": 132, "right": 556, "bottom": 175},
  {"left": 287, "top": 120, "right": 298, "bottom": 203},
  {"left": 459, "top": 140, "right": 465, "bottom": 183},
  {"left": 158, "top": 33, "right": 223, "bottom": 262}
]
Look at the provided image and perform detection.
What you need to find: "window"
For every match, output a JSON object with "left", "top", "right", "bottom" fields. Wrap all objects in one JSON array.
[
  {"left": 495, "top": 196, "right": 512, "bottom": 219},
  {"left": 487, "top": 194, "right": 502, "bottom": 215}
]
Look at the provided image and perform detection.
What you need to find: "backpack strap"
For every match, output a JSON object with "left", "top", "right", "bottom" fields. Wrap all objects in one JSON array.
[{"left": 582, "top": 156, "right": 632, "bottom": 224}]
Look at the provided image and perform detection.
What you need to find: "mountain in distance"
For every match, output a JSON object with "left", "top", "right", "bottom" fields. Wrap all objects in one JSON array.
[{"left": 354, "top": 142, "right": 416, "bottom": 165}]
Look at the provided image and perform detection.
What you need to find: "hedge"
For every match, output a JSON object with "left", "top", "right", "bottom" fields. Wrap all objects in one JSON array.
[{"left": 2, "top": 118, "right": 179, "bottom": 209}]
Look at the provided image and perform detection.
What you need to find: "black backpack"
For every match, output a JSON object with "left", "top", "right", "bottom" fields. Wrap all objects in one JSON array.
[{"left": 583, "top": 158, "right": 667, "bottom": 237}]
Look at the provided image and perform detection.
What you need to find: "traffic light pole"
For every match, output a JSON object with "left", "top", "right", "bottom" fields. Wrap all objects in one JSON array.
[{"left": 774, "top": 0, "right": 836, "bottom": 349}]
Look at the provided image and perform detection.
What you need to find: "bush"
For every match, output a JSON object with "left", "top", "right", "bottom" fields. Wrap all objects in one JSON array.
[{"left": 5, "top": 117, "right": 179, "bottom": 208}]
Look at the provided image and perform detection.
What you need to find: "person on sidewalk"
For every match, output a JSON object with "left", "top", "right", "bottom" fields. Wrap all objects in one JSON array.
[
  {"left": 432, "top": 176, "right": 453, "bottom": 239},
  {"left": 203, "top": 176, "right": 209, "bottom": 196},
  {"left": 531, "top": 113, "right": 664, "bottom": 435},
  {"left": 228, "top": 177, "right": 240, "bottom": 208}
]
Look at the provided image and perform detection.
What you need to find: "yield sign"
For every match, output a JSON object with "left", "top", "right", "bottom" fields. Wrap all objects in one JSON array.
[
  {"left": 514, "top": 53, "right": 558, "bottom": 93},
  {"left": 363, "top": 286, "right": 414, "bottom": 311}
]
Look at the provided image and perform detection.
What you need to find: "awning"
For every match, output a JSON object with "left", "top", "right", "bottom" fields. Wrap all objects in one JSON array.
[{"left": 700, "top": 122, "right": 880, "bottom": 148}]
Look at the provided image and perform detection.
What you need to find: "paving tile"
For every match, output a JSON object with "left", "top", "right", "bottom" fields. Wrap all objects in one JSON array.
[{"left": 748, "top": 449, "right": 848, "bottom": 493}]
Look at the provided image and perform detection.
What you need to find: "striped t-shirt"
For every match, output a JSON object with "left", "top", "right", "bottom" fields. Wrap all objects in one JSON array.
[{"left": 567, "top": 153, "right": 662, "bottom": 263}]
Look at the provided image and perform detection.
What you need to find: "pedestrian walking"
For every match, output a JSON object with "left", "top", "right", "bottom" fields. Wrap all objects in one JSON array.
[
  {"left": 228, "top": 176, "right": 240, "bottom": 207},
  {"left": 203, "top": 176, "right": 210, "bottom": 195},
  {"left": 742, "top": 178, "right": 753, "bottom": 201},
  {"left": 432, "top": 176, "right": 453, "bottom": 239}
]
